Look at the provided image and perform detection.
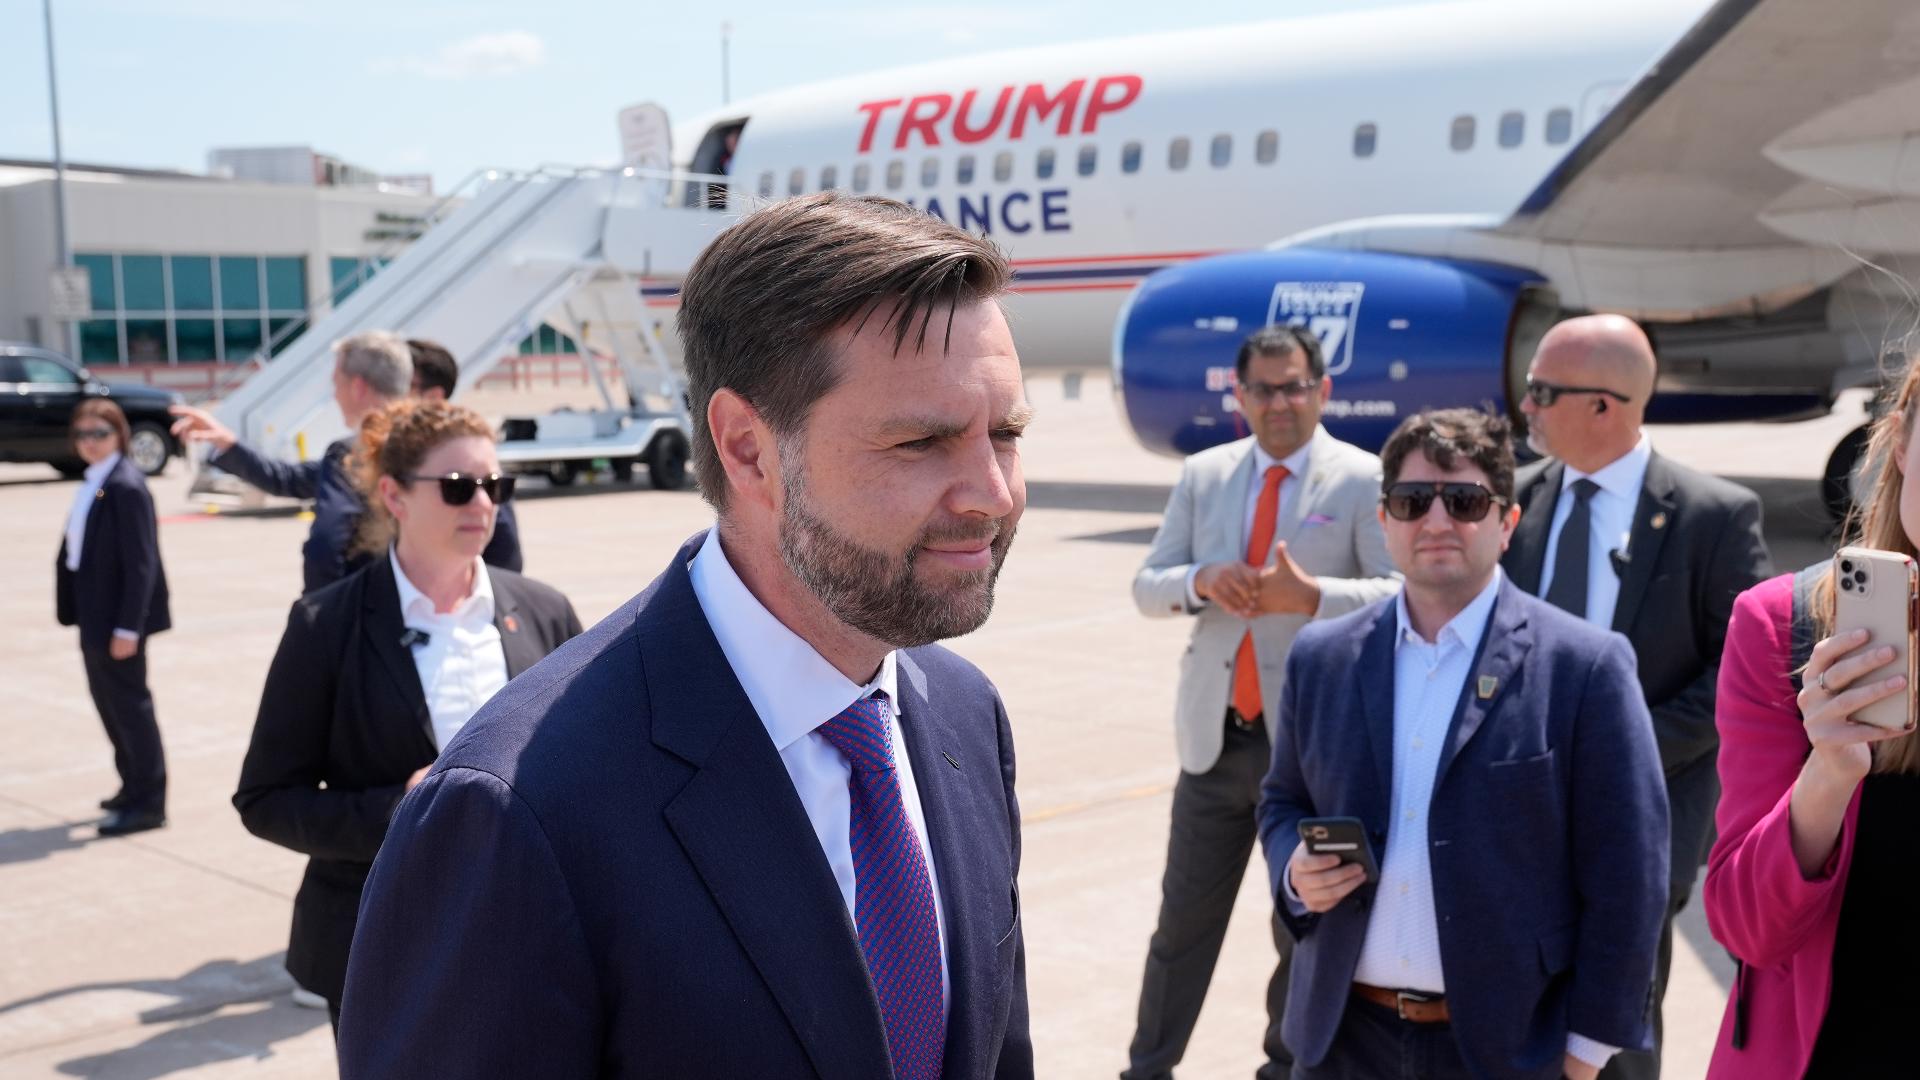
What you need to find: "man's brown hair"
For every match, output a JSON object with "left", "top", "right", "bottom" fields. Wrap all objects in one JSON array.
[
  {"left": 1379, "top": 408, "right": 1516, "bottom": 503},
  {"left": 70, "top": 398, "right": 131, "bottom": 454},
  {"left": 675, "top": 192, "right": 1011, "bottom": 511}
]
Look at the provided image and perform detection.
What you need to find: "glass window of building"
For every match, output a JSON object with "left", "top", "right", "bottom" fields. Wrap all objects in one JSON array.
[
  {"left": 1451, "top": 115, "right": 1476, "bottom": 151},
  {"left": 993, "top": 151, "right": 1014, "bottom": 182},
  {"left": 921, "top": 156, "right": 939, "bottom": 187},
  {"left": 1210, "top": 134, "right": 1232, "bottom": 168},
  {"left": 265, "top": 258, "right": 305, "bottom": 312},
  {"left": 74, "top": 250, "right": 313, "bottom": 365},
  {"left": 1546, "top": 107, "right": 1574, "bottom": 145},
  {"left": 1036, "top": 148, "right": 1055, "bottom": 179},
  {"left": 1499, "top": 110, "right": 1524, "bottom": 148},
  {"left": 75, "top": 253, "right": 115, "bottom": 313},
  {"left": 224, "top": 318, "right": 264, "bottom": 362},
  {"left": 1255, "top": 130, "right": 1279, "bottom": 164},
  {"left": 789, "top": 167, "right": 806, "bottom": 195},
  {"left": 1169, "top": 137, "right": 1190, "bottom": 171},
  {"left": 852, "top": 163, "right": 871, "bottom": 192},
  {"left": 124, "top": 319, "right": 167, "bottom": 364},
  {"left": 78, "top": 320, "right": 119, "bottom": 365},
  {"left": 956, "top": 155, "right": 976, "bottom": 185},
  {"left": 1354, "top": 123, "right": 1378, "bottom": 158},
  {"left": 121, "top": 255, "right": 165, "bottom": 311},
  {"left": 886, "top": 160, "right": 905, "bottom": 189},
  {"left": 820, "top": 165, "right": 838, "bottom": 190},
  {"left": 1077, "top": 144, "right": 1097, "bottom": 176},
  {"left": 1121, "top": 141, "right": 1142, "bottom": 174},
  {"left": 175, "top": 319, "right": 218, "bottom": 362},
  {"left": 171, "top": 256, "right": 214, "bottom": 310},
  {"left": 219, "top": 256, "right": 262, "bottom": 310}
]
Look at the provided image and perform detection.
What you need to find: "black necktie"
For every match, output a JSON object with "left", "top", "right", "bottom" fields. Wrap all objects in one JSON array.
[{"left": 1545, "top": 479, "right": 1599, "bottom": 618}]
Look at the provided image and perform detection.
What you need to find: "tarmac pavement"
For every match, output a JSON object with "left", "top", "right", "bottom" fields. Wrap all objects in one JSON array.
[{"left": 0, "top": 372, "right": 1860, "bottom": 1078}]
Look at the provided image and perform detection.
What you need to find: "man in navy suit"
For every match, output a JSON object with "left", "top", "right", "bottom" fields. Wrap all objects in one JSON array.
[
  {"left": 1257, "top": 409, "right": 1668, "bottom": 1080},
  {"left": 338, "top": 192, "right": 1033, "bottom": 1079}
]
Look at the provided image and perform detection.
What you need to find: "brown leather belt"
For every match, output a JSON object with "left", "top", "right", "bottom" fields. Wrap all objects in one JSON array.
[{"left": 1352, "top": 983, "right": 1450, "bottom": 1024}]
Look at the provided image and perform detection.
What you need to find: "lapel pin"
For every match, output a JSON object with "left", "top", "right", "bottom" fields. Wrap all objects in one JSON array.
[
  {"left": 94, "top": 489, "right": 105, "bottom": 500},
  {"left": 941, "top": 751, "right": 961, "bottom": 771},
  {"left": 503, "top": 614, "right": 520, "bottom": 633},
  {"left": 1650, "top": 512, "right": 1668, "bottom": 531},
  {"left": 1477, "top": 675, "right": 1499, "bottom": 700}
]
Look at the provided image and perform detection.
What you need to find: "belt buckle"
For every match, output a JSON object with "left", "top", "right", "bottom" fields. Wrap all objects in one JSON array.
[
  {"left": 1229, "top": 709, "right": 1258, "bottom": 732},
  {"left": 1395, "top": 990, "right": 1433, "bottom": 1021}
]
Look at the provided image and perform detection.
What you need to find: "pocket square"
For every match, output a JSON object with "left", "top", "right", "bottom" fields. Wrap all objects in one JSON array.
[{"left": 1303, "top": 513, "right": 1337, "bottom": 526}]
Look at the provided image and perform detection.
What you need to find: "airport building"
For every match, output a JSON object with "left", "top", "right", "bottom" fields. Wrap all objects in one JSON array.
[{"left": 0, "top": 149, "right": 440, "bottom": 371}]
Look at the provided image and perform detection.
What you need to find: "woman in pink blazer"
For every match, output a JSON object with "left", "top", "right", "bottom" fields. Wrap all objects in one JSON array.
[{"left": 1706, "top": 368, "right": 1920, "bottom": 1078}]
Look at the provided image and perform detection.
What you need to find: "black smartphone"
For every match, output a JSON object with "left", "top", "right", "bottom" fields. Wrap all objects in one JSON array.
[{"left": 1297, "top": 817, "right": 1379, "bottom": 884}]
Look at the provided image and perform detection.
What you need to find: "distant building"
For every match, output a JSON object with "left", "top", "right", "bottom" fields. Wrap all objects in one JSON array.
[{"left": 0, "top": 155, "right": 438, "bottom": 367}]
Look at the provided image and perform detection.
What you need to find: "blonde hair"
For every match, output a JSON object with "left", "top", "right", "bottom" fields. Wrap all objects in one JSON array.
[
  {"left": 349, "top": 399, "right": 497, "bottom": 557},
  {"left": 1814, "top": 368, "right": 1920, "bottom": 774}
]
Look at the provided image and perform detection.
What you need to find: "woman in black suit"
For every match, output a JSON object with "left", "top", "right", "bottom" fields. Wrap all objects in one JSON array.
[
  {"left": 56, "top": 399, "right": 172, "bottom": 837},
  {"left": 233, "top": 399, "right": 582, "bottom": 1032}
]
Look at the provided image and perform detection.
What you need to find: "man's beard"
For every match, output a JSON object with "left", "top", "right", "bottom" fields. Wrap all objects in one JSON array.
[{"left": 778, "top": 467, "right": 1017, "bottom": 649}]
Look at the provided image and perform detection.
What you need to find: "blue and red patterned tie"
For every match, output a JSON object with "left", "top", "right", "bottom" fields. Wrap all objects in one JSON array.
[{"left": 817, "top": 693, "right": 946, "bottom": 1080}]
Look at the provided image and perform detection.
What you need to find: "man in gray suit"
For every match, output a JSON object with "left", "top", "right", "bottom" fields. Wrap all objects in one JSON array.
[{"left": 1122, "top": 325, "right": 1400, "bottom": 1080}]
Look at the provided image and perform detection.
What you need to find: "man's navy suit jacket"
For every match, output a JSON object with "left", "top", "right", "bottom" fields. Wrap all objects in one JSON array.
[
  {"left": 338, "top": 531, "right": 1032, "bottom": 1080},
  {"left": 213, "top": 436, "right": 522, "bottom": 595},
  {"left": 1257, "top": 578, "right": 1669, "bottom": 1079}
]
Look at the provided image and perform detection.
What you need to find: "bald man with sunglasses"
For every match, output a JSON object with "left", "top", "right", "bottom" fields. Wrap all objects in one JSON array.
[{"left": 1504, "top": 315, "right": 1771, "bottom": 1080}]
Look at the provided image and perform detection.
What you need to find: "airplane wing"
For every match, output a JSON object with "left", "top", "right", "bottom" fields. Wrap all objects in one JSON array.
[{"left": 1282, "top": 0, "right": 1920, "bottom": 319}]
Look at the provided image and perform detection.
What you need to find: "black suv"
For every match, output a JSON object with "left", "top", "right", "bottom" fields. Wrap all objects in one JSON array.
[{"left": 0, "top": 343, "right": 182, "bottom": 476}]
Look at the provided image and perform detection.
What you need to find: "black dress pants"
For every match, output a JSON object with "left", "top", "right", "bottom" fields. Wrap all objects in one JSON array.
[
  {"left": 1124, "top": 714, "right": 1292, "bottom": 1080},
  {"left": 81, "top": 645, "right": 166, "bottom": 815},
  {"left": 1290, "top": 997, "right": 1475, "bottom": 1080}
]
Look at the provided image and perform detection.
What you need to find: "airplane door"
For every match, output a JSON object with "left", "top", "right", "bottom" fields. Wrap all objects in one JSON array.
[{"left": 1580, "top": 81, "right": 1627, "bottom": 133}]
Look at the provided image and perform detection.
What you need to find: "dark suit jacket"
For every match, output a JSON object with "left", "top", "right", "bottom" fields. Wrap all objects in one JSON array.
[
  {"left": 213, "top": 437, "right": 523, "bottom": 595},
  {"left": 1258, "top": 580, "right": 1669, "bottom": 1078},
  {"left": 232, "top": 557, "right": 580, "bottom": 1002},
  {"left": 337, "top": 531, "right": 1033, "bottom": 1080},
  {"left": 1504, "top": 452, "right": 1770, "bottom": 775},
  {"left": 55, "top": 455, "right": 171, "bottom": 651}
]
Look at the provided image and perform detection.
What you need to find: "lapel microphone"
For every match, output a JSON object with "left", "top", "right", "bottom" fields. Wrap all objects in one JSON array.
[
  {"left": 1608, "top": 548, "right": 1630, "bottom": 578},
  {"left": 399, "top": 628, "right": 431, "bottom": 649}
]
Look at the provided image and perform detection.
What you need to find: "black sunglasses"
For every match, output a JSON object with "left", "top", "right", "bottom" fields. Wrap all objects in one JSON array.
[
  {"left": 72, "top": 427, "right": 116, "bottom": 442},
  {"left": 404, "top": 472, "right": 515, "bottom": 506},
  {"left": 1524, "top": 378, "right": 1631, "bottom": 408},
  {"left": 1381, "top": 481, "right": 1507, "bottom": 523}
]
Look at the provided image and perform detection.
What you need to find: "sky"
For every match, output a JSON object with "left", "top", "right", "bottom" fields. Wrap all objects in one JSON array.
[{"left": 1, "top": 0, "right": 1424, "bottom": 193}]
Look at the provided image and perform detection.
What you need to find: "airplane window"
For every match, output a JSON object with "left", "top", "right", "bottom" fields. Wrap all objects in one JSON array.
[
  {"left": 758, "top": 171, "right": 774, "bottom": 197},
  {"left": 1121, "top": 140, "right": 1142, "bottom": 174},
  {"left": 1169, "top": 137, "right": 1190, "bottom": 171},
  {"left": 1546, "top": 107, "right": 1573, "bottom": 145},
  {"left": 886, "top": 160, "right": 905, "bottom": 189},
  {"left": 1036, "top": 148, "right": 1056, "bottom": 180},
  {"left": 852, "top": 163, "right": 872, "bottom": 192},
  {"left": 1210, "top": 134, "right": 1232, "bottom": 168},
  {"left": 788, "top": 167, "right": 806, "bottom": 196},
  {"left": 994, "top": 151, "right": 1014, "bottom": 182},
  {"left": 1353, "top": 123, "right": 1377, "bottom": 158},
  {"left": 1499, "top": 110, "right": 1524, "bottom": 148},
  {"left": 820, "top": 165, "right": 838, "bottom": 190},
  {"left": 1255, "top": 131, "right": 1278, "bottom": 164},
  {"left": 957, "top": 155, "right": 976, "bottom": 185},
  {"left": 922, "top": 157, "right": 939, "bottom": 186},
  {"left": 1450, "top": 115, "right": 1475, "bottom": 152},
  {"left": 1078, "top": 144, "right": 1097, "bottom": 176}
]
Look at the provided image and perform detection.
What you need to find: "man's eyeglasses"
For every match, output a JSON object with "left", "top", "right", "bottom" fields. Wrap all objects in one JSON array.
[
  {"left": 1524, "top": 379, "right": 1631, "bottom": 408},
  {"left": 72, "top": 427, "right": 115, "bottom": 443},
  {"left": 405, "top": 472, "right": 516, "bottom": 507},
  {"left": 1381, "top": 481, "right": 1507, "bottom": 523},
  {"left": 1241, "top": 378, "right": 1322, "bottom": 404}
]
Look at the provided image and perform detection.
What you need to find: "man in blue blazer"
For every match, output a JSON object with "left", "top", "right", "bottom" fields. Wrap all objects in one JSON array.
[
  {"left": 1258, "top": 409, "right": 1668, "bottom": 1080},
  {"left": 338, "top": 193, "right": 1033, "bottom": 1079}
]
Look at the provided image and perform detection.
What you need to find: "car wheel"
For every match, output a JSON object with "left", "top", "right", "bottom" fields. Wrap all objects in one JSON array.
[
  {"left": 648, "top": 434, "right": 689, "bottom": 490},
  {"left": 547, "top": 461, "right": 579, "bottom": 487},
  {"left": 127, "top": 422, "right": 171, "bottom": 476}
]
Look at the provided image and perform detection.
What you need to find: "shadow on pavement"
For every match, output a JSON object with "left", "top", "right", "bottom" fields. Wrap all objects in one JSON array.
[{"left": 0, "top": 821, "right": 101, "bottom": 866}]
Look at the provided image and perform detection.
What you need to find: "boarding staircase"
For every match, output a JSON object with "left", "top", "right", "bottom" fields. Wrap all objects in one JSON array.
[{"left": 192, "top": 166, "right": 732, "bottom": 495}]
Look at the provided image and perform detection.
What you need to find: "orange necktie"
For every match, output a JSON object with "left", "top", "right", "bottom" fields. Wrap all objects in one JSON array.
[{"left": 1232, "top": 464, "right": 1289, "bottom": 721}]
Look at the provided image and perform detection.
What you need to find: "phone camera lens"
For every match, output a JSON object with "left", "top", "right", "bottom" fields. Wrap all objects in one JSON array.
[
  {"left": 1856, "top": 570, "right": 1870, "bottom": 585},
  {"left": 1842, "top": 560, "right": 1856, "bottom": 574},
  {"left": 1842, "top": 577, "right": 1855, "bottom": 591}
]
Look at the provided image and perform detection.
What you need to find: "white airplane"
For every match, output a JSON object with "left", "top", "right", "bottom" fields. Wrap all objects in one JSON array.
[{"left": 658, "top": 0, "right": 1920, "bottom": 516}]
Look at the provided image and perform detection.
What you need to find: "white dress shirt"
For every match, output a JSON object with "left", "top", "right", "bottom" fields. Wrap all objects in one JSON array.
[
  {"left": 64, "top": 452, "right": 138, "bottom": 642},
  {"left": 1184, "top": 431, "right": 1318, "bottom": 608},
  {"left": 1537, "top": 436, "right": 1652, "bottom": 630},
  {"left": 1347, "top": 569, "right": 1616, "bottom": 1069},
  {"left": 687, "top": 527, "right": 951, "bottom": 1012},
  {"left": 390, "top": 550, "right": 510, "bottom": 752}
]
